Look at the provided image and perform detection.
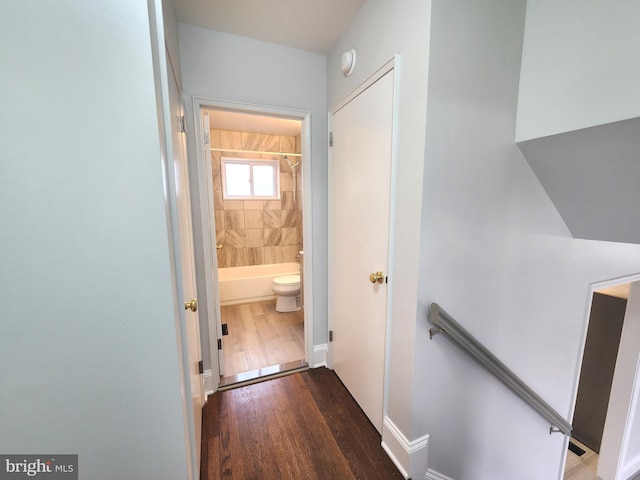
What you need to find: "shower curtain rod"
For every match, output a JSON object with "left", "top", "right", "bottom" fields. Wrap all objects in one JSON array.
[{"left": 210, "top": 147, "right": 302, "bottom": 157}]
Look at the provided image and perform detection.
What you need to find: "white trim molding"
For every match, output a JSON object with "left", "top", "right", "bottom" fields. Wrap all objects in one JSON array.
[
  {"left": 381, "top": 416, "right": 430, "bottom": 479},
  {"left": 598, "top": 284, "right": 640, "bottom": 480},
  {"left": 203, "top": 369, "right": 214, "bottom": 396},
  {"left": 424, "top": 469, "right": 455, "bottom": 480},
  {"left": 313, "top": 344, "right": 328, "bottom": 368},
  {"left": 618, "top": 353, "right": 640, "bottom": 480}
]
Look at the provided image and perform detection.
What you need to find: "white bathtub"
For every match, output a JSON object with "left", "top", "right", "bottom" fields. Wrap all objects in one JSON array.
[{"left": 218, "top": 262, "right": 300, "bottom": 306}]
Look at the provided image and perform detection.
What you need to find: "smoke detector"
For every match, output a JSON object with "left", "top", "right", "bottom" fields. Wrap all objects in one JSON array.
[{"left": 341, "top": 49, "right": 356, "bottom": 77}]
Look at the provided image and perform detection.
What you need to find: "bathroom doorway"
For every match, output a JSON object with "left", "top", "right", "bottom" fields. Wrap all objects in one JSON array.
[{"left": 194, "top": 100, "right": 313, "bottom": 389}]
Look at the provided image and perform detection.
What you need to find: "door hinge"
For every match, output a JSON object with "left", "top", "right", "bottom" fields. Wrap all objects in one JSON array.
[
  {"left": 329, "top": 132, "right": 334, "bottom": 147},
  {"left": 198, "top": 360, "right": 204, "bottom": 374},
  {"left": 180, "top": 115, "right": 187, "bottom": 134},
  {"left": 217, "top": 338, "right": 222, "bottom": 350},
  {"left": 329, "top": 330, "right": 333, "bottom": 342},
  {"left": 222, "top": 323, "right": 229, "bottom": 336}
]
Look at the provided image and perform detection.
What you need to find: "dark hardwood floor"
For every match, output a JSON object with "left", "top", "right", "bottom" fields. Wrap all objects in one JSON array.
[{"left": 200, "top": 367, "right": 404, "bottom": 480}]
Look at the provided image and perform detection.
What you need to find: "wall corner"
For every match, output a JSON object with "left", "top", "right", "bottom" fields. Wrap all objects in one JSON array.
[{"left": 381, "top": 416, "right": 430, "bottom": 479}]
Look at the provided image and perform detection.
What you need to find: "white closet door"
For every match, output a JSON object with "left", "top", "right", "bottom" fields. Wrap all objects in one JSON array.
[{"left": 330, "top": 68, "right": 394, "bottom": 433}]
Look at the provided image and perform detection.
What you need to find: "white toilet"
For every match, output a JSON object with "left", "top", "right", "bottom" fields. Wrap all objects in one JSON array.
[{"left": 272, "top": 274, "right": 301, "bottom": 312}]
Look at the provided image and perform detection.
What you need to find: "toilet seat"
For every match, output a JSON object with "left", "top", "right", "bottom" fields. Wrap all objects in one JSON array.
[{"left": 273, "top": 275, "right": 300, "bottom": 286}]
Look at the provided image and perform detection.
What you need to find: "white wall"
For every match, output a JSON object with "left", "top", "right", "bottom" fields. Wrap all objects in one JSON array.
[
  {"left": 0, "top": 1, "right": 189, "bottom": 478},
  {"left": 177, "top": 25, "right": 328, "bottom": 348},
  {"left": 415, "top": 1, "right": 640, "bottom": 479},
  {"left": 516, "top": 0, "right": 640, "bottom": 141},
  {"left": 327, "top": 0, "right": 431, "bottom": 452}
]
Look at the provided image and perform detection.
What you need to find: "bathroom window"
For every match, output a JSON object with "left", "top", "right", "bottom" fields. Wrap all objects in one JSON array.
[{"left": 221, "top": 157, "right": 280, "bottom": 200}]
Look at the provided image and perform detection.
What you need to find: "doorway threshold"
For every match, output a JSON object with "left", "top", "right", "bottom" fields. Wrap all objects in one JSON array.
[{"left": 218, "top": 359, "right": 309, "bottom": 391}]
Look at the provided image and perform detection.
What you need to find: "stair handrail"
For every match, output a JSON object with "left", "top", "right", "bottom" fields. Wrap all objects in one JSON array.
[{"left": 428, "top": 302, "right": 572, "bottom": 436}]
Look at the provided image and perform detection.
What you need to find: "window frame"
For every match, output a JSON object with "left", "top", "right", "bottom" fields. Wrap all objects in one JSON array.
[{"left": 220, "top": 157, "right": 280, "bottom": 201}]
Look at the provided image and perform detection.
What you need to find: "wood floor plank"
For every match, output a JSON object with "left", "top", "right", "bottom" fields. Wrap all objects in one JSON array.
[
  {"left": 201, "top": 368, "right": 399, "bottom": 479},
  {"left": 301, "top": 368, "right": 403, "bottom": 480},
  {"left": 269, "top": 377, "right": 324, "bottom": 479},
  {"left": 279, "top": 374, "right": 355, "bottom": 479},
  {"left": 218, "top": 389, "right": 245, "bottom": 479}
]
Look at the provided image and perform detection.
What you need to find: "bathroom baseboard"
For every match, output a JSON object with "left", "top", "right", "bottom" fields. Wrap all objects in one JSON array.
[
  {"left": 313, "top": 343, "right": 328, "bottom": 368},
  {"left": 203, "top": 369, "right": 214, "bottom": 396}
]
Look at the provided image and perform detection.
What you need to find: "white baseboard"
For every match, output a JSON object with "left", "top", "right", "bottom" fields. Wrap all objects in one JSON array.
[
  {"left": 424, "top": 468, "right": 455, "bottom": 480},
  {"left": 381, "top": 436, "right": 409, "bottom": 478},
  {"left": 313, "top": 343, "right": 328, "bottom": 367},
  {"left": 381, "top": 416, "right": 430, "bottom": 480},
  {"left": 203, "top": 369, "right": 214, "bottom": 396}
]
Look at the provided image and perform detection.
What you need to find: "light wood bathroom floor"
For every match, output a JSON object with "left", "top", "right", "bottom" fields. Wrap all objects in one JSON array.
[{"left": 221, "top": 300, "right": 304, "bottom": 377}]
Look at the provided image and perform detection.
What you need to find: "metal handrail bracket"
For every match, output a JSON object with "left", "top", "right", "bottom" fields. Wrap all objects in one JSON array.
[{"left": 428, "top": 302, "right": 572, "bottom": 436}]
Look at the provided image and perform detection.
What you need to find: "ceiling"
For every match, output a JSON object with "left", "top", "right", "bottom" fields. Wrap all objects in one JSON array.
[
  {"left": 205, "top": 109, "right": 301, "bottom": 136},
  {"left": 171, "top": 0, "right": 367, "bottom": 54}
]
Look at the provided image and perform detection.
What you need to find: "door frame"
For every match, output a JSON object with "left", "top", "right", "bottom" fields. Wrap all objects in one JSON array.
[
  {"left": 563, "top": 273, "right": 640, "bottom": 480},
  {"left": 191, "top": 97, "right": 314, "bottom": 390},
  {"left": 148, "top": 1, "right": 203, "bottom": 478},
  {"left": 327, "top": 56, "right": 400, "bottom": 417}
]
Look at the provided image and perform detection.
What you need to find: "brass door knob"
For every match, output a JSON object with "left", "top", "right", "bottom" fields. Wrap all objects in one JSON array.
[
  {"left": 369, "top": 271, "right": 384, "bottom": 284},
  {"left": 184, "top": 298, "right": 198, "bottom": 312}
]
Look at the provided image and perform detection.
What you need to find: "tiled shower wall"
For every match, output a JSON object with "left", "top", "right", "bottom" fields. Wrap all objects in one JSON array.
[{"left": 211, "top": 129, "right": 303, "bottom": 268}]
